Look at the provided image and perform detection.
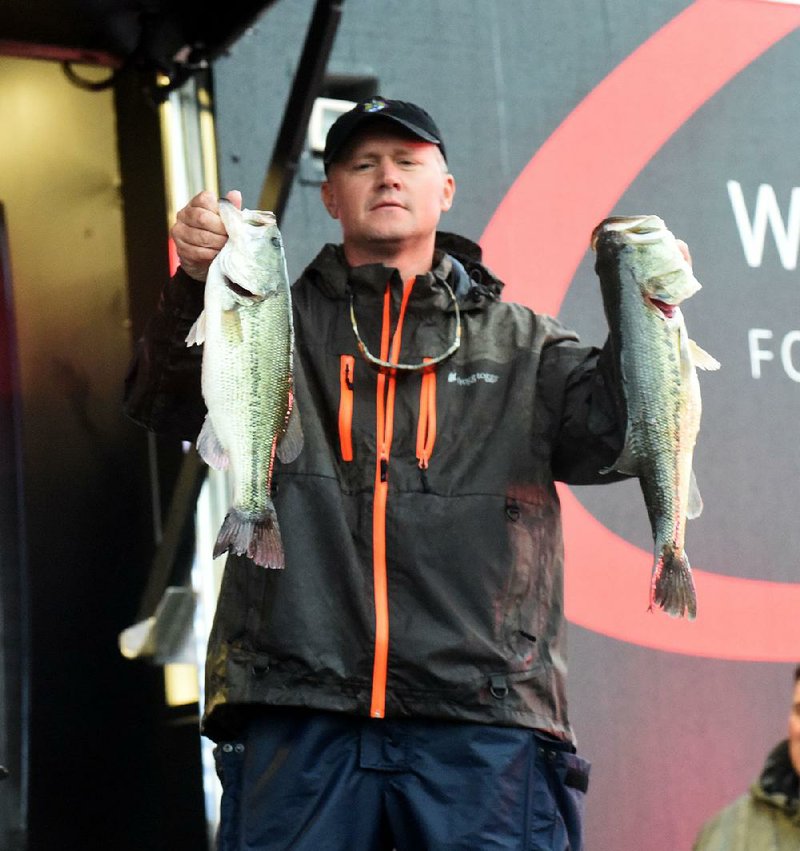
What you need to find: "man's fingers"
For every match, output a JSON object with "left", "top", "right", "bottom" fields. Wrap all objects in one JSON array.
[
  {"left": 171, "top": 237, "right": 221, "bottom": 264},
  {"left": 190, "top": 189, "right": 220, "bottom": 212},
  {"left": 172, "top": 217, "right": 227, "bottom": 250},
  {"left": 176, "top": 204, "right": 227, "bottom": 238},
  {"left": 170, "top": 188, "right": 241, "bottom": 281}
]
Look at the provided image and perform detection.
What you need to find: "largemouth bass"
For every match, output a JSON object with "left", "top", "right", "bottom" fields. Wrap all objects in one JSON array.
[
  {"left": 186, "top": 199, "right": 302, "bottom": 568},
  {"left": 592, "top": 215, "right": 719, "bottom": 619}
]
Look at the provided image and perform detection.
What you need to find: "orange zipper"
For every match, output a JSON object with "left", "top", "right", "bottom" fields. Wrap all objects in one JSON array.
[
  {"left": 339, "top": 355, "right": 355, "bottom": 461},
  {"left": 370, "top": 277, "right": 416, "bottom": 718}
]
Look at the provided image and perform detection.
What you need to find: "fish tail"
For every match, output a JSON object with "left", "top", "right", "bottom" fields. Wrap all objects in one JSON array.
[
  {"left": 213, "top": 504, "right": 285, "bottom": 569},
  {"left": 650, "top": 546, "right": 697, "bottom": 620}
]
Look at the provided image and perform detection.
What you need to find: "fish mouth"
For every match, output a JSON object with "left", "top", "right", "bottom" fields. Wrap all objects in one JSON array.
[{"left": 647, "top": 296, "right": 677, "bottom": 318}]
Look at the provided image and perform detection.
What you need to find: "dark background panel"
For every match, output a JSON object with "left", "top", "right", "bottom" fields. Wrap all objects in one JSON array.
[{"left": 0, "top": 204, "right": 28, "bottom": 849}]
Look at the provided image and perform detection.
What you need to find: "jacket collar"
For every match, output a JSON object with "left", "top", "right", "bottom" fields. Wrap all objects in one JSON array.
[
  {"left": 300, "top": 232, "right": 504, "bottom": 310},
  {"left": 753, "top": 740, "right": 799, "bottom": 817}
]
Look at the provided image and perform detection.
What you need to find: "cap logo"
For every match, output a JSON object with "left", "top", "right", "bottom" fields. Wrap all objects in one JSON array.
[{"left": 362, "top": 97, "right": 387, "bottom": 113}]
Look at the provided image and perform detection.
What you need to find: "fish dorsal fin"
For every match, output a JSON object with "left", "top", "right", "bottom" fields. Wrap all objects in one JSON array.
[
  {"left": 196, "top": 415, "right": 229, "bottom": 471},
  {"left": 276, "top": 398, "right": 303, "bottom": 464},
  {"left": 687, "top": 468, "right": 703, "bottom": 519},
  {"left": 689, "top": 339, "right": 720, "bottom": 371},
  {"left": 186, "top": 311, "right": 207, "bottom": 346}
]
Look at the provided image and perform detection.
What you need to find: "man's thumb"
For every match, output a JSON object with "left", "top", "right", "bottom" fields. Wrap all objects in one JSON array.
[{"left": 225, "top": 189, "right": 243, "bottom": 210}]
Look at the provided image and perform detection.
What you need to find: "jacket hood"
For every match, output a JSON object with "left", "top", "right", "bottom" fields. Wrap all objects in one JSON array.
[
  {"left": 753, "top": 740, "right": 800, "bottom": 818},
  {"left": 299, "top": 231, "right": 504, "bottom": 309}
]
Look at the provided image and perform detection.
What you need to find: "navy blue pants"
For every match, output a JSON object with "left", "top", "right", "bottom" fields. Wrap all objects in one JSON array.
[{"left": 214, "top": 710, "right": 589, "bottom": 851}]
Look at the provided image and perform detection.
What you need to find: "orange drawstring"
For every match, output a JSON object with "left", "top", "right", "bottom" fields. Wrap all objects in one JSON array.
[
  {"left": 416, "top": 358, "right": 437, "bottom": 469},
  {"left": 338, "top": 355, "right": 355, "bottom": 462}
]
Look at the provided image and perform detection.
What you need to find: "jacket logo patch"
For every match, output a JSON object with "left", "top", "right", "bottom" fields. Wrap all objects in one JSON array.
[{"left": 447, "top": 370, "right": 499, "bottom": 386}]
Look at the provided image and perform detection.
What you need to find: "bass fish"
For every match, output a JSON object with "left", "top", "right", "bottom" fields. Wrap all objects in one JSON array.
[
  {"left": 186, "top": 198, "right": 302, "bottom": 568},
  {"left": 592, "top": 215, "right": 719, "bottom": 619}
]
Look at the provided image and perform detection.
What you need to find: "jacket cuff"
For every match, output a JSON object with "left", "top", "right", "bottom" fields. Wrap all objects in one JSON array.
[{"left": 162, "top": 266, "right": 206, "bottom": 320}]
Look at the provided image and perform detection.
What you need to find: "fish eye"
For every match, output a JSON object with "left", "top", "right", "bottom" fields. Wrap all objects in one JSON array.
[{"left": 271, "top": 236, "right": 282, "bottom": 248}]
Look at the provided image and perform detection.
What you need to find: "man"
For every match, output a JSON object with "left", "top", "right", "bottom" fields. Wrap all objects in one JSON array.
[
  {"left": 125, "top": 97, "right": 630, "bottom": 850},
  {"left": 693, "top": 666, "right": 800, "bottom": 850}
]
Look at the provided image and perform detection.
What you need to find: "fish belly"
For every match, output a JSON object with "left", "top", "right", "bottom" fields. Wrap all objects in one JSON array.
[{"left": 621, "top": 300, "right": 685, "bottom": 543}]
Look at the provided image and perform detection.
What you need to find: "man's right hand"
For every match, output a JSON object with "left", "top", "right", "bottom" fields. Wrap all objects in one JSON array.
[{"left": 171, "top": 189, "right": 243, "bottom": 281}]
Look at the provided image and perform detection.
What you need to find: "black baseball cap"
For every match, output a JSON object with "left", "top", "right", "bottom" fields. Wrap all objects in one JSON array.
[{"left": 323, "top": 96, "right": 446, "bottom": 171}]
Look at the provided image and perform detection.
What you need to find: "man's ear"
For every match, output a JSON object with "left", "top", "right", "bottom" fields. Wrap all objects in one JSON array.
[
  {"left": 321, "top": 181, "right": 340, "bottom": 219},
  {"left": 440, "top": 174, "right": 455, "bottom": 213}
]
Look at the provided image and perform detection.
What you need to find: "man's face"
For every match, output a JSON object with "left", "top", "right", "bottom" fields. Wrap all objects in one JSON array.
[
  {"left": 789, "top": 677, "right": 800, "bottom": 775},
  {"left": 321, "top": 127, "right": 455, "bottom": 257}
]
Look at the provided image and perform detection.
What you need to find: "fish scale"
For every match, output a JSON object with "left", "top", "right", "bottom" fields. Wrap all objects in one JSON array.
[
  {"left": 215, "top": 288, "right": 290, "bottom": 510},
  {"left": 620, "top": 261, "right": 688, "bottom": 552}
]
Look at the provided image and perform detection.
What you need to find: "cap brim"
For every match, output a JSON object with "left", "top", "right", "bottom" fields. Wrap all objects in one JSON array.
[{"left": 324, "top": 113, "right": 442, "bottom": 167}]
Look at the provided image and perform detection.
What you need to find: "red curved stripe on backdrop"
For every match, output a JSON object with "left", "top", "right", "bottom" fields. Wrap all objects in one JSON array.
[
  {"left": 480, "top": 0, "right": 800, "bottom": 660},
  {"left": 560, "top": 485, "right": 799, "bottom": 660}
]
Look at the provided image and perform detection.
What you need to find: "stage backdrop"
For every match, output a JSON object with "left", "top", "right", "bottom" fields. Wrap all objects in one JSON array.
[{"left": 214, "top": 1, "right": 800, "bottom": 848}]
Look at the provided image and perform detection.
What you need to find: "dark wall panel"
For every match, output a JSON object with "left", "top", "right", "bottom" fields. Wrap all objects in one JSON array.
[
  {"left": 0, "top": 57, "right": 207, "bottom": 850},
  {"left": 0, "top": 203, "right": 28, "bottom": 849}
]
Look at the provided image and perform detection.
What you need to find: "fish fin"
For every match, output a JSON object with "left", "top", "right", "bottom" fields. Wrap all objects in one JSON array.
[
  {"left": 687, "top": 469, "right": 703, "bottom": 519},
  {"left": 689, "top": 339, "right": 720, "bottom": 371},
  {"left": 650, "top": 546, "right": 697, "bottom": 620},
  {"left": 196, "top": 415, "right": 229, "bottom": 471},
  {"left": 213, "top": 504, "right": 285, "bottom": 569},
  {"left": 601, "top": 438, "right": 639, "bottom": 476},
  {"left": 185, "top": 311, "right": 207, "bottom": 346},
  {"left": 276, "top": 398, "right": 303, "bottom": 464},
  {"left": 221, "top": 307, "right": 243, "bottom": 344}
]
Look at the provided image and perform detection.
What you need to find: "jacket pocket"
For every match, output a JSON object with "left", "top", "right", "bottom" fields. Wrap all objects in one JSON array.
[
  {"left": 528, "top": 734, "right": 590, "bottom": 850},
  {"left": 339, "top": 355, "right": 355, "bottom": 462}
]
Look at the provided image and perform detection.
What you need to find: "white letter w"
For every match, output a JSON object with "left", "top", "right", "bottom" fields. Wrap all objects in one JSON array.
[{"left": 727, "top": 180, "right": 800, "bottom": 270}]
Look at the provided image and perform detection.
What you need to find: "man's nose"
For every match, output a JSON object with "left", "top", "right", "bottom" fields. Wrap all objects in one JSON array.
[{"left": 376, "top": 160, "right": 402, "bottom": 187}]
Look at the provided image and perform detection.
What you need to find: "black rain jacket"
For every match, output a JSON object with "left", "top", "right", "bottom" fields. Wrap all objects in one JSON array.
[{"left": 123, "top": 231, "right": 627, "bottom": 743}]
